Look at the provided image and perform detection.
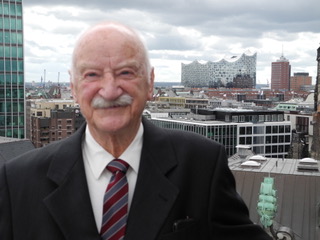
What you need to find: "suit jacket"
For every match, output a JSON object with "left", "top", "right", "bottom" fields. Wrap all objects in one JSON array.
[{"left": 0, "top": 118, "right": 271, "bottom": 240}]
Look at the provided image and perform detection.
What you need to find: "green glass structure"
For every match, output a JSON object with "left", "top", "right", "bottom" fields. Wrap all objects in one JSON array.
[{"left": 0, "top": 0, "right": 24, "bottom": 138}]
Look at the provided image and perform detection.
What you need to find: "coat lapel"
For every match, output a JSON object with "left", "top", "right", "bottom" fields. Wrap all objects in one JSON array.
[
  {"left": 125, "top": 119, "right": 179, "bottom": 240},
  {"left": 43, "top": 125, "right": 100, "bottom": 240}
]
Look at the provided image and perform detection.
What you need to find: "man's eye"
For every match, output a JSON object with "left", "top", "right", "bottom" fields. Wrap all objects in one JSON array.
[
  {"left": 121, "top": 70, "right": 133, "bottom": 75},
  {"left": 87, "top": 72, "right": 97, "bottom": 77}
]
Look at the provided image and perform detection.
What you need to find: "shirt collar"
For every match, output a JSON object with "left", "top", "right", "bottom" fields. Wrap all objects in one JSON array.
[{"left": 83, "top": 123, "right": 143, "bottom": 179}]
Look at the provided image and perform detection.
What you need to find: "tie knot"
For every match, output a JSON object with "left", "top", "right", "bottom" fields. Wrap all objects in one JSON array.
[{"left": 107, "top": 159, "right": 129, "bottom": 174}]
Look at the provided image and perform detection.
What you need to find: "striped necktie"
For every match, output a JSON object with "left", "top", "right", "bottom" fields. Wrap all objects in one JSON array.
[{"left": 100, "top": 159, "right": 129, "bottom": 240}]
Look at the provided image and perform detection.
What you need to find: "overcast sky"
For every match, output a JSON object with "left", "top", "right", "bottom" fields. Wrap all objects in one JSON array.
[{"left": 23, "top": 0, "right": 320, "bottom": 85}]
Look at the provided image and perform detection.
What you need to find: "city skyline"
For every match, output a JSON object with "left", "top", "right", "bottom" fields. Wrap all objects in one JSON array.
[{"left": 23, "top": 0, "right": 320, "bottom": 84}]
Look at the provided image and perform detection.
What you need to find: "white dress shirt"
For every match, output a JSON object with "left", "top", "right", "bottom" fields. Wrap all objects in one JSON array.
[{"left": 82, "top": 123, "right": 143, "bottom": 231}]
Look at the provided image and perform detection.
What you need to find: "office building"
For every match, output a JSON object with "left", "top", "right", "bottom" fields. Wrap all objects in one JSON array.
[
  {"left": 271, "top": 55, "right": 291, "bottom": 91},
  {"left": 181, "top": 51, "right": 256, "bottom": 87},
  {"left": 149, "top": 109, "right": 291, "bottom": 158},
  {"left": 290, "top": 72, "right": 312, "bottom": 92},
  {"left": 0, "top": 0, "right": 24, "bottom": 138}
]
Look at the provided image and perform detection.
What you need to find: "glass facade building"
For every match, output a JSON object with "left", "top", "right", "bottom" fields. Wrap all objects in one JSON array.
[
  {"left": 150, "top": 115, "right": 291, "bottom": 158},
  {"left": 181, "top": 52, "right": 257, "bottom": 88},
  {"left": 0, "top": 0, "right": 24, "bottom": 138}
]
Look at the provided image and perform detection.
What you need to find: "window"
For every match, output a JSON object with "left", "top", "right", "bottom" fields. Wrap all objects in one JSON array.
[
  {"left": 253, "top": 136, "right": 264, "bottom": 144},
  {"left": 285, "top": 125, "right": 291, "bottom": 133},
  {"left": 279, "top": 135, "right": 284, "bottom": 143},
  {"left": 272, "top": 145, "right": 277, "bottom": 153},
  {"left": 272, "top": 115, "right": 278, "bottom": 122},
  {"left": 265, "top": 136, "right": 271, "bottom": 144},
  {"left": 272, "top": 136, "right": 278, "bottom": 143},
  {"left": 266, "top": 126, "right": 271, "bottom": 134},
  {"left": 254, "top": 126, "right": 264, "bottom": 134},
  {"left": 232, "top": 116, "right": 238, "bottom": 122},
  {"left": 266, "top": 146, "right": 271, "bottom": 153},
  {"left": 285, "top": 135, "right": 290, "bottom": 143},
  {"left": 259, "top": 115, "right": 264, "bottom": 122},
  {"left": 279, "top": 125, "right": 284, "bottom": 133},
  {"left": 272, "top": 126, "right": 278, "bottom": 133},
  {"left": 253, "top": 146, "right": 264, "bottom": 154}
]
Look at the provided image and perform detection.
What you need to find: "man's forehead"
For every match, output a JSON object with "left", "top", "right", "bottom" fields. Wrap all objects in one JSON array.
[{"left": 76, "top": 58, "right": 142, "bottom": 70}]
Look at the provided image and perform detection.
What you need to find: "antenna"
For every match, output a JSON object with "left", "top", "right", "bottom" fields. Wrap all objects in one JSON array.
[{"left": 43, "top": 69, "right": 46, "bottom": 89}]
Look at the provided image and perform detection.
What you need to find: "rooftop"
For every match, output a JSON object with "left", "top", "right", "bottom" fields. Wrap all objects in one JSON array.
[
  {"left": 0, "top": 138, "right": 35, "bottom": 167},
  {"left": 229, "top": 156, "right": 320, "bottom": 239}
]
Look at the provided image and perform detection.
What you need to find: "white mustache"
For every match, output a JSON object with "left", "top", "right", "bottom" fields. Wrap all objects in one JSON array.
[{"left": 91, "top": 94, "right": 133, "bottom": 109}]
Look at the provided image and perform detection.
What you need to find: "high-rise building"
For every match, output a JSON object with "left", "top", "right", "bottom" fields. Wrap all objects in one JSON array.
[
  {"left": 290, "top": 72, "right": 312, "bottom": 92},
  {"left": 0, "top": 0, "right": 25, "bottom": 138},
  {"left": 181, "top": 51, "right": 257, "bottom": 88},
  {"left": 271, "top": 55, "right": 291, "bottom": 91},
  {"left": 311, "top": 46, "right": 320, "bottom": 159}
]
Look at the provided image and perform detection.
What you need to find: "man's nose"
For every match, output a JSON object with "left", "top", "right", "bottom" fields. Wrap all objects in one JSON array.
[{"left": 98, "top": 73, "right": 123, "bottom": 100}]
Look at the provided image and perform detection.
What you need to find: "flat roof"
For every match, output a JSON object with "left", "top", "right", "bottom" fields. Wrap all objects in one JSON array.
[
  {"left": 229, "top": 157, "right": 320, "bottom": 176},
  {"left": 229, "top": 157, "right": 320, "bottom": 239}
]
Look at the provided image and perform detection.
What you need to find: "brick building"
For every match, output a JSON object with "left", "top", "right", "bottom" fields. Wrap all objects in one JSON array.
[
  {"left": 271, "top": 55, "right": 291, "bottom": 91},
  {"left": 27, "top": 99, "right": 85, "bottom": 148},
  {"left": 290, "top": 72, "right": 312, "bottom": 91}
]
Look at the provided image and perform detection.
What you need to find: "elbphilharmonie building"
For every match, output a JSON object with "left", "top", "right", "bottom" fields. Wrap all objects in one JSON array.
[{"left": 181, "top": 51, "right": 257, "bottom": 88}]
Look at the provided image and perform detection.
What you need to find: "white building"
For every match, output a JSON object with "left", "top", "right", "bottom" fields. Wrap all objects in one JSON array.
[
  {"left": 181, "top": 51, "right": 257, "bottom": 87},
  {"left": 149, "top": 108, "right": 291, "bottom": 158}
]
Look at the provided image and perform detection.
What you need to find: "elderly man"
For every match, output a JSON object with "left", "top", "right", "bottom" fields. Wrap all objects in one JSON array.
[{"left": 0, "top": 21, "right": 272, "bottom": 240}]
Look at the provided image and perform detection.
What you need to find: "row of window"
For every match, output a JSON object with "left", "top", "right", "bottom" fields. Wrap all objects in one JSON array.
[
  {"left": 252, "top": 145, "right": 290, "bottom": 155},
  {"left": 0, "top": 17, "right": 23, "bottom": 30},
  {"left": 0, "top": 127, "right": 24, "bottom": 138},
  {"left": 0, "top": 31, "right": 23, "bottom": 44},
  {"left": 0, "top": 59, "right": 23, "bottom": 71},
  {"left": 0, "top": 88, "right": 24, "bottom": 98},
  {"left": 0, "top": 45, "right": 23, "bottom": 58},
  {"left": 232, "top": 114, "right": 284, "bottom": 123},
  {"left": 239, "top": 135, "right": 291, "bottom": 145},
  {"left": 0, "top": 101, "right": 24, "bottom": 113},
  {"left": 207, "top": 126, "right": 237, "bottom": 136},
  {"left": 0, "top": 2, "right": 22, "bottom": 16},
  {"left": 0, "top": 115, "right": 24, "bottom": 127},
  {"left": 239, "top": 125, "right": 291, "bottom": 135},
  {"left": 0, "top": 74, "right": 23, "bottom": 84}
]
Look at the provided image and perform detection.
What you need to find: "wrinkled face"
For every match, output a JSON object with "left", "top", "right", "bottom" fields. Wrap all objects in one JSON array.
[{"left": 70, "top": 26, "right": 154, "bottom": 136}]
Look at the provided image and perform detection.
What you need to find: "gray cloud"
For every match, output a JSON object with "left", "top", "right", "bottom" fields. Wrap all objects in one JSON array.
[{"left": 22, "top": 0, "right": 320, "bottom": 82}]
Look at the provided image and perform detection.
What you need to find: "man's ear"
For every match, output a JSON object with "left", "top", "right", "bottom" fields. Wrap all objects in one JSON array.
[
  {"left": 69, "top": 70, "right": 78, "bottom": 103},
  {"left": 147, "top": 67, "right": 155, "bottom": 100}
]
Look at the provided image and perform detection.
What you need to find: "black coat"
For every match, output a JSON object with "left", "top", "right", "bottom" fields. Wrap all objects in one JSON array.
[{"left": 0, "top": 118, "right": 271, "bottom": 240}]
